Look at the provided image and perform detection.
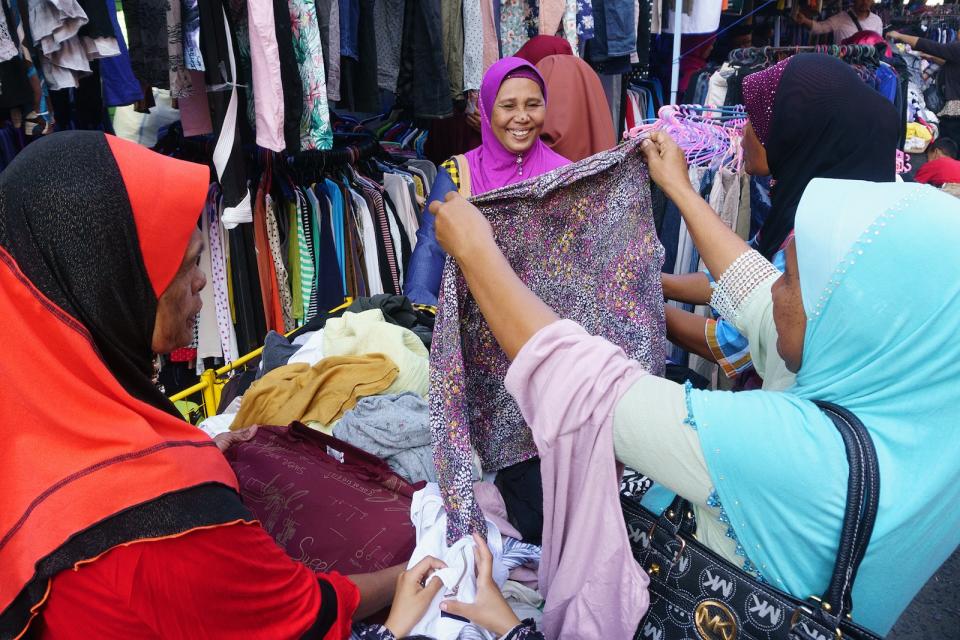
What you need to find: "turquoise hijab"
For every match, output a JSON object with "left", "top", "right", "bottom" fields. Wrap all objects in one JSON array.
[{"left": 691, "top": 179, "right": 960, "bottom": 634}]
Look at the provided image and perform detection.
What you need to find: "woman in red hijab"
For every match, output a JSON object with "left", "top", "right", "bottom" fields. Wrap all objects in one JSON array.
[
  {"left": 0, "top": 131, "right": 429, "bottom": 639},
  {"left": 536, "top": 54, "right": 617, "bottom": 162},
  {"left": 514, "top": 35, "right": 573, "bottom": 65}
]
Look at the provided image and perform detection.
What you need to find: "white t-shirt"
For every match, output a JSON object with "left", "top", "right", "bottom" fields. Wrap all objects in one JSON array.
[{"left": 810, "top": 11, "right": 883, "bottom": 42}]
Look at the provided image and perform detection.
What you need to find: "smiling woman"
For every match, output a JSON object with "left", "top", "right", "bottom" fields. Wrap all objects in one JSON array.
[
  {"left": 403, "top": 57, "right": 571, "bottom": 306},
  {"left": 488, "top": 75, "right": 546, "bottom": 157}
]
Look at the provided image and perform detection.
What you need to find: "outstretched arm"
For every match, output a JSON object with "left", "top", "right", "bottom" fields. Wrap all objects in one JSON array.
[
  {"left": 662, "top": 272, "right": 714, "bottom": 305},
  {"left": 641, "top": 131, "right": 752, "bottom": 281},
  {"left": 665, "top": 306, "right": 717, "bottom": 363},
  {"left": 428, "top": 192, "right": 558, "bottom": 360}
]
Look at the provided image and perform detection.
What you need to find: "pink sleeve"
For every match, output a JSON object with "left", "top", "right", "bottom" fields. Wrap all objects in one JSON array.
[{"left": 504, "top": 320, "right": 649, "bottom": 451}]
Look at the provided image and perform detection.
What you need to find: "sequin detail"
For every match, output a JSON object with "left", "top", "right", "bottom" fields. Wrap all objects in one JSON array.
[
  {"left": 430, "top": 137, "right": 666, "bottom": 543},
  {"left": 808, "top": 190, "right": 919, "bottom": 319},
  {"left": 706, "top": 490, "right": 765, "bottom": 580},
  {"left": 682, "top": 380, "right": 698, "bottom": 431},
  {"left": 742, "top": 58, "right": 790, "bottom": 145}
]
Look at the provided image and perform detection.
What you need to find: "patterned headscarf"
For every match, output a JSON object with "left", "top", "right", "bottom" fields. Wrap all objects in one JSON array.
[
  {"left": 744, "top": 54, "right": 898, "bottom": 259},
  {"left": 741, "top": 57, "right": 789, "bottom": 146}
]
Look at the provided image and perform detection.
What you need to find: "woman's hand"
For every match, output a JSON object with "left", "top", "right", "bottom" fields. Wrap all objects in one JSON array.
[
  {"left": 640, "top": 131, "right": 695, "bottom": 202},
  {"left": 383, "top": 556, "right": 447, "bottom": 637},
  {"left": 429, "top": 192, "right": 496, "bottom": 262},
  {"left": 440, "top": 534, "right": 521, "bottom": 637},
  {"left": 466, "top": 112, "right": 482, "bottom": 133}
]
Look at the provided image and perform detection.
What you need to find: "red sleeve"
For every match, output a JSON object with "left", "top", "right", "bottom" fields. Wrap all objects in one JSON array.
[
  {"left": 41, "top": 522, "right": 360, "bottom": 640},
  {"left": 915, "top": 162, "right": 938, "bottom": 186}
]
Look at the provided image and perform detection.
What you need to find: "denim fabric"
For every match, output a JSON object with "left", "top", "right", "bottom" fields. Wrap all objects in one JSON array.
[{"left": 603, "top": 0, "right": 636, "bottom": 58}]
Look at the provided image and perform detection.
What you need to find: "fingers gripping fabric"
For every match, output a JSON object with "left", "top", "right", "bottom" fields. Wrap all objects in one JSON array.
[{"left": 430, "top": 136, "right": 666, "bottom": 543}]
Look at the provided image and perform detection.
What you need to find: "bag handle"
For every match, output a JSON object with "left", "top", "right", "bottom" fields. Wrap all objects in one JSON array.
[
  {"left": 812, "top": 401, "right": 880, "bottom": 621},
  {"left": 650, "top": 402, "right": 880, "bottom": 627}
]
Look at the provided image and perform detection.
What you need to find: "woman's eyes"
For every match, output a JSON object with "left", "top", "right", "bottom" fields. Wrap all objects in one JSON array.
[{"left": 498, "top": 101, "right": 542, "bottom": 109}]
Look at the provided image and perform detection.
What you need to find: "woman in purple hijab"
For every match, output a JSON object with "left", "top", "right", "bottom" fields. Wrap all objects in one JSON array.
[{"left": 404, "top": 57, "right": 571, "bottom": 306}]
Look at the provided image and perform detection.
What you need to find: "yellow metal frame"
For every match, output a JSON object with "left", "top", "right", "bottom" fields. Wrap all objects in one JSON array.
[
  {"left": 169, "top": 299, "right": 354, "bottom": 416},
  {"left": 168, "top": 299, "right": 437, "bottom": 419}
]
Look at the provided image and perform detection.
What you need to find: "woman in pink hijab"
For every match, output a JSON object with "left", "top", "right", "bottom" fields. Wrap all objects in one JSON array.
[{"left": 404, "top": 57, "right": 570, "bottom": 305}]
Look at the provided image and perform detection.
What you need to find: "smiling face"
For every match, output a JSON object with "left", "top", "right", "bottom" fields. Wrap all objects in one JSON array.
[
  {"left": 771, "top": 239, "right": 807, "bottom": 373},
  {"left": 151, "top": 229, "right": 206, "bottom": 353},
  {"left": 490, "top": 77, "right": 546, "bottom": 154}
]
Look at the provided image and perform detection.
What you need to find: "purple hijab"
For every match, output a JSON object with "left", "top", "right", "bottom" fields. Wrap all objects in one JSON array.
[{"left": 464, "top": 57, "right": 570, "bottom": 195}]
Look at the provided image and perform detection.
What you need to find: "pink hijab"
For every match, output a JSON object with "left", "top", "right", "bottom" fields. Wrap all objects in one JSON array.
[{"left": 464, "top": 57, "right": 570, "bottom": 195}]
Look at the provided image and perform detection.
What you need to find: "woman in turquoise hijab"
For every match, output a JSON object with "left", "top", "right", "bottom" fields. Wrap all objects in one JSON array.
[{"left": 425, "top": 128, "right": 960, "bottom": 633}]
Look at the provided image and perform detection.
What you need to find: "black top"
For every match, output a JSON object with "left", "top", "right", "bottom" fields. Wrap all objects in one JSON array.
[{"left": 915, "top": 38, "right": 960, "bottom": 102}]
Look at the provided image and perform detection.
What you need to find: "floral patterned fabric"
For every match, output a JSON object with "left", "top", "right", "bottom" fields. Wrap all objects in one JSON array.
[
  {"left": 430, "top": 137, "right": 666, "bottom": 542},
  {"left": 562, "top": 0, "right": 578, "bottom": 51},
  {"left": 500, "top": 0, "right": 539, "bottom": 57},
  {"left": 577, "top": 0, "right": 594, "bottom": 42},
  {"left": 287, "top": 0, "right": 333, "bottom": 150}
]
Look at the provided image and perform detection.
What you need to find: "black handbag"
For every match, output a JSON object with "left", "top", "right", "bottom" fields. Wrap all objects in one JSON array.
[{"left": 622, "top": 401, "right": 883, "bottom": 640}]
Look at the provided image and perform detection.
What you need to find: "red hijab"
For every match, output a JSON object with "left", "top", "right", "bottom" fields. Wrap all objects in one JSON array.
[
  {"left": 0, "top": 132, "right": 244, "bottom": 637},
  {"left": 537, "top": 54, "right": 616, "bottom": 162},
  {"left": 515, "top": 35, "right": 574, "bottom": 65}
]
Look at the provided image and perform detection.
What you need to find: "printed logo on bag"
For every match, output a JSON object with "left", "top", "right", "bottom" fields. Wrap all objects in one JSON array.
[
  {"left": 789, "top": 618, "right": 834, "bottom": 640},
  {"left": 694, "top": 599, "right": 738, "bottom": 640},
  {"left": 744, "top": 591, "right": 785, "bottom": 631},
  {"left": 665, "top": 540, "right": 692, "bottom": 577},
  {"left": 666, "top": 591, "right": 696, "bottom": 627},
  {"left": 628, "top": 523, "right": 651, "bottom": 549},
  {"left": 699, "top": 567, "right": 736, "bottom": 600},
  {"left": 639, "top": 613, "right": 665, "bottom": 640}
]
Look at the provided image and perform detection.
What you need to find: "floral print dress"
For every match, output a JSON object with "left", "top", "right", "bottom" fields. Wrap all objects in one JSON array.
[
  {"left": 287, "top": 0, "right": 333, "bottom": 150},
  {"left": 500, "top": 0, "right": 539, "bottom": 58}
]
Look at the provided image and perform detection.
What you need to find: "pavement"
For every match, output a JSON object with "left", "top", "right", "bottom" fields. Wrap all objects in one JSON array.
[{"left": 887, "top": 548, "right": 960, "bottom": 639}]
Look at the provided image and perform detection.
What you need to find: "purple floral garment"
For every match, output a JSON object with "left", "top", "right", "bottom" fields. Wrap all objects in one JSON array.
[{"left": 430, "top": 136, "right": 666, "bottom": 543}]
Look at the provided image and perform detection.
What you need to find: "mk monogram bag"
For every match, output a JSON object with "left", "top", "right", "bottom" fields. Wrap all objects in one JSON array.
[{"left": 623, "top": 401, "right": 883, "bottom": 640}]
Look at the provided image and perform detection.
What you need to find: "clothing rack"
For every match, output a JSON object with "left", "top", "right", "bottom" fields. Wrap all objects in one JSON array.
[
  {"left": 728, "top": 44, "right": 888, "bottom": 65},
  {"left": 285, "top": 135, "right": 385, "bottom": 172},
  {"left": 892, "top": 8, "right": 960, "bottom": 22}
]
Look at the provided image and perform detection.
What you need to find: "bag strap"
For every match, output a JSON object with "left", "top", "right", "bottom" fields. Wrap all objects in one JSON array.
[
  {"left": 847, "top": 10, "right": 864, "bottom": 33},
  {"left": 812, "top": 401, "right": 880, "bottom": 621},
  {"left": 651, "top": 402, "right": 880, "bottom": 626},
  {"left": 452, "top": 155, "right": 472, "bottom": 198}
]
